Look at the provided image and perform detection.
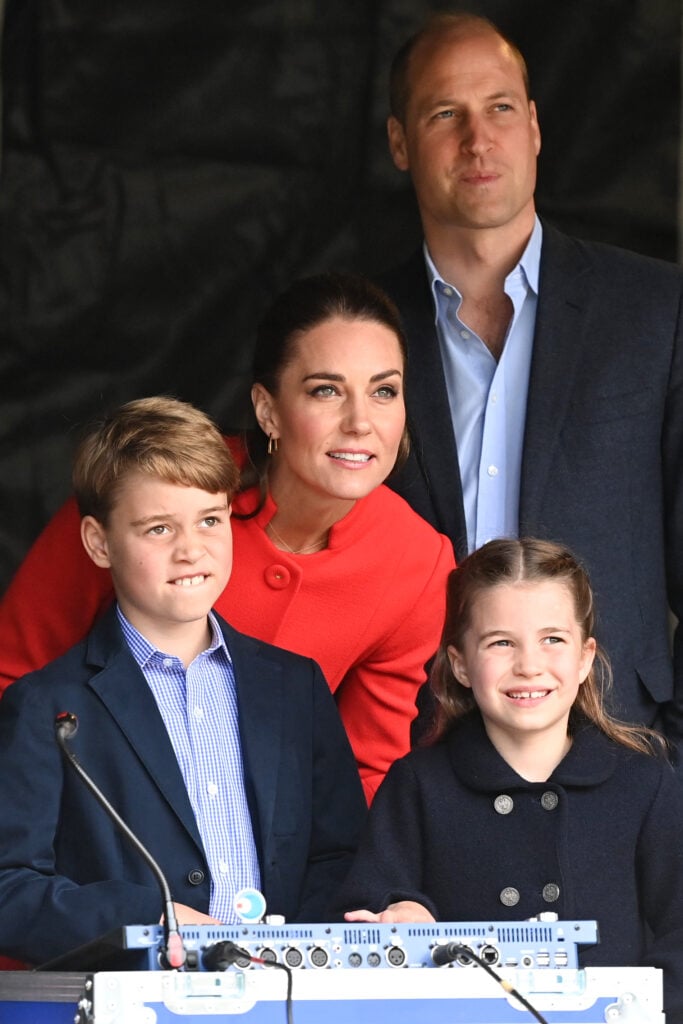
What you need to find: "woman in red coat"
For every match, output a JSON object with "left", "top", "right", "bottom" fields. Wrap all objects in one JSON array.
[{"left": 0, "top": 273, "right": 454, "bottom": 803}]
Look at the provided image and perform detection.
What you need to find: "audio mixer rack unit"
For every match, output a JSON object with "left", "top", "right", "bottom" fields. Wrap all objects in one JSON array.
[{"left": 0, "top": 920, "right": 664, "bottom": 1024}]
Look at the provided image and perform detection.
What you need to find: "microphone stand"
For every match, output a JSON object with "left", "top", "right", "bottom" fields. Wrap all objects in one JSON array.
[{"left": 54, "top": 712, "right": 186, "bottom": 969}]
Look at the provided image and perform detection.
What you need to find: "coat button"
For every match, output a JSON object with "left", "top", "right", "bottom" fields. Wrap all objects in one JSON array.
[
  {"left": 542, "top": 883, "right": 560, "bottom": 902},
  {"left": 494, "top": 794, "right": 514, "bottom": 815},
  {"left": 264, "top": 564, "right": 291, "bottom": 589},
  {"left": 541, "top": 791, "right": 559, "bottom": 811},
  {"left": 499, "top": 887, "right": 520, "bottom": 907},
  {"left": 187, "top": 869, "right": 205, "bottom": 886}
]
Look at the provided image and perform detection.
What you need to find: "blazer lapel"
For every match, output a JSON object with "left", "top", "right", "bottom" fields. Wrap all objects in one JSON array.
[
  {"left": 85, "top": 615, "right": 203, "bottom": 849},
  {"left": 221, "top": 622, "right": 283, "bottom": 861},
  {"left": 520, "top": 224, "right": 592, "bottom": 531},
  {"left": 383, "top": 251, "right": 468, "bottom": 555}
]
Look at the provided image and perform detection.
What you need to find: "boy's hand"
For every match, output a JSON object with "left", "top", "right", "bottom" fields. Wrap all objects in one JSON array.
[{"left": 163, "top": 902, "right": 222, "bottom": 925}]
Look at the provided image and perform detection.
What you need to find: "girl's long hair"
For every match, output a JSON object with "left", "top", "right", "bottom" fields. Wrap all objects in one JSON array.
[{"left": 428, "top": 537, "right": 667, "bottom": 756}]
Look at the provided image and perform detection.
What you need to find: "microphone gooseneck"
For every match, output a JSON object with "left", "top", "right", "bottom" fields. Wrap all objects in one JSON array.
[{"left": 54, "top": 711, "right": 186, "bottom": 969}]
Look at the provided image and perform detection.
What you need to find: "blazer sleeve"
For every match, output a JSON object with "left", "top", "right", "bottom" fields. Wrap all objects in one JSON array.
[
  {"left": 0, "top": 678, "right": 162, "bottom": 964},
  {"left": 0, "top": 498, "right": 114, "bottom": 694},
  {"left": 337, "top": 756, "right": 438, "bottom": 918},
  {"left": 335, "top": 533, "right": 454, "bottom": 803}
]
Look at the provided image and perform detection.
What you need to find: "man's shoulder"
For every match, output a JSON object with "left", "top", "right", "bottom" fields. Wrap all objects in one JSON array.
[
  {"left": 375, "top": 247, "right": 431, "bottom": 310},
  {"left": 374, "top": 248, "right": 435, "bottom": 348},
  {"left": 540, "top": 221, "right": 682, "bottom": 290}
]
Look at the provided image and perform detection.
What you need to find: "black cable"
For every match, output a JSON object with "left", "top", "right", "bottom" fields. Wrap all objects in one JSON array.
[
  {"left": 202, "top": 941, "right": 294, "bottom": 1024},
  {"left": 258, "top": 958, "right": 294, "bottom": 1024},
  {"left": 442, "top": 944, "right": 549, "bottom": 1024}
]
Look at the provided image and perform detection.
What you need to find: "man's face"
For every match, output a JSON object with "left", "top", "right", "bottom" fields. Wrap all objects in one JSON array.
[{"left": 388, "top": 29, "right": 541, "bottom": 238}]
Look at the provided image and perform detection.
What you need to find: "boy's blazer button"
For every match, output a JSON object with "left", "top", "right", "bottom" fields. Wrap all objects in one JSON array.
[{"left": 187, "top": 869, "right": 205, "bottom": 885}]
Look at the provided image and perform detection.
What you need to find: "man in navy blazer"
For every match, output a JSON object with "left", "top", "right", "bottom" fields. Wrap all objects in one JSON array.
[
  {"left": 381, "top": 12, "right": 683, "bottom": 741},
  {"left": 0, "top": 397, "right": 366, "bottom": 966}
]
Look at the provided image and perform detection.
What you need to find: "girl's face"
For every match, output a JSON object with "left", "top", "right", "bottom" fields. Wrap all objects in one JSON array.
[
  {"left": 447, "top": 580, "right": 596, "bottom": 755},
  {"left": 251, "top": 315, "right": 406, "bottom": 509}
]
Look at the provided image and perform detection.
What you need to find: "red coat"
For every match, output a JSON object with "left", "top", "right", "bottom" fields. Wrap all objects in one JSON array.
[{"left": 0, "top": 485, "right": 454, "bottom": 802}]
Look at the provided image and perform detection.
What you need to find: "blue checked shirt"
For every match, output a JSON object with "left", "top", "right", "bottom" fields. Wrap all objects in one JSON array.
[
  {"left": 426, "top": 217, "right": 542, "bottom": 553},
  {"left": 118, "top": 606, "right": 261, "bottom": 922}
]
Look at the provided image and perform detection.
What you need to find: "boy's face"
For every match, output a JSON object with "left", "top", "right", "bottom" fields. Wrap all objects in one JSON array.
[{"left": 81, "top": 472, "right": 233, "bottom": 643}]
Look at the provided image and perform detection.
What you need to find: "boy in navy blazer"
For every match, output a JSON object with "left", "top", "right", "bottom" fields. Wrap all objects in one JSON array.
[{"left": 0, "top": 396, "right": 366, "bottom": 966}]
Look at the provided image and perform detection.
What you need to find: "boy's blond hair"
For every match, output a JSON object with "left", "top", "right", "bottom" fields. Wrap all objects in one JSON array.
[{"left": 73, "top": 396, "right": 239, "bottom": 524}]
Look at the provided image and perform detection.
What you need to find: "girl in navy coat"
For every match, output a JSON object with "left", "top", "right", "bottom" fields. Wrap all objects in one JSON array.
[{"left": 342, "top": 538, "right": 683, "bottom": 1022}]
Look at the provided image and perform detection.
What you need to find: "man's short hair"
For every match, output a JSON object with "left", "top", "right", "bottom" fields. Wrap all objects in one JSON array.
[
  {"left": 73, "top": 396, "right": 239, "bottom": 523},
  {"left": 389, "top": 11, "right": 531, "bottom": 124}
]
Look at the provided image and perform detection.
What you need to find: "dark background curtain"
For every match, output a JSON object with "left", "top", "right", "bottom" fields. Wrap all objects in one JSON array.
[{"left": 0, "top": 0, "right": 680, "bottom": 594}]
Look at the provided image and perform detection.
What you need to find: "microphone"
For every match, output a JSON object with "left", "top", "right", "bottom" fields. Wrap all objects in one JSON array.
[{"left": 54, "top": 711, "right": 186, "bottom": 969}]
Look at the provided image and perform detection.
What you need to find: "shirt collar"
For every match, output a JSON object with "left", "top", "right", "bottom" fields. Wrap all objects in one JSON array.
[
  {"left": 117, "top": 605, "right": 228, "bottom": 669},
  {"left": 424, "top": 215, "right": 543, "bottom": 320}
]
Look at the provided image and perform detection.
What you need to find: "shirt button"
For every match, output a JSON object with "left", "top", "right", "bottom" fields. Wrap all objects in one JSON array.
[
  {"left": 541, "top": 791, "right": 559, "bottom": 811},
  {"left": 487, "top": 465, "right": 499, "bottom": 477},
  {"left": 219, "top": 859, "right": 230, "bottom": 874},
  {"left": 187, "top": 869, "right": 205, "bottom": 886},
  {"left": 442, "top": 285, "right": 454, "bottom": 297},
  {"left": 490, "top": 392, "right": 498, "bottom": 404},
  {"left": 193, "top": 706, "right": 204, "bottom": 720},
  {"left": 460, "top": 329, "right": 471, "bottom": 340},
  {"left": 542, "top": 883, "right": 560, "bottom": 903},
  {"left": 265, "top": 564, "right": 291, "bottom": 589},
  {"left": 494, "top": 794, "right": 514, "bottom": 815},
  {"left": 207, "top": 781, "right": 218, "bottom": 796},
  {"left": 500, "top": 887, "right": 520, "bottom": 907},
  {"left": 163, "top": 658, "right": 174, "bottom": 668}
]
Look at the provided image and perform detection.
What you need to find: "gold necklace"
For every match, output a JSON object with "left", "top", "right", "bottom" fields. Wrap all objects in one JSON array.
[{"left": 266, "top": 520, "right": 327, "bottom": 555}]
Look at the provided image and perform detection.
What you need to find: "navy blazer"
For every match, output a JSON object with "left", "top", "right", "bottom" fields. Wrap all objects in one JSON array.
[
  {"left": 382, "top": 223, "right": 683, "bottom": 734},
  {"left": 0, "top": 608, "right": 366, "bottom": 965}
]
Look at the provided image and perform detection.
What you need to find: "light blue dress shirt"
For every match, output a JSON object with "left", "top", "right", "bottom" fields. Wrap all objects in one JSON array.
[
  {"left": 118, "top": 606, "right": 261, "bottom": 923},
  {"left": 425, "top": 217, "right": 542, "bottom": 553}
]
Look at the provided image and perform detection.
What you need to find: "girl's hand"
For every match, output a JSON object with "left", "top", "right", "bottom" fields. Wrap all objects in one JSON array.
[{"left": 344, "top": 900, "right": 435, "bottom": 923}]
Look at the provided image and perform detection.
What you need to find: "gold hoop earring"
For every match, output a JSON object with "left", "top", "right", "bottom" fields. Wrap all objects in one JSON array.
[{"left": 267, "top": 434, "right": 279, "bottom": 455}]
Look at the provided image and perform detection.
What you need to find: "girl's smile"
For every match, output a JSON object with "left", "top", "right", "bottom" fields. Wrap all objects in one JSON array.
[{"left": 448, "top": 578, "right": 596, "bottom": 777}]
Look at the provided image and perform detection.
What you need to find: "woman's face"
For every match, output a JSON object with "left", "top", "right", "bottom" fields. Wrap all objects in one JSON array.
[{"left": 252, "top": 315, "right": 406, "bottom": 507}]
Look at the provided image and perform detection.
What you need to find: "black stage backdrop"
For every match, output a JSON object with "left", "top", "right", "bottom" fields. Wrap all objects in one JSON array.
[{"left": 0, "top": 0, "right": 680, "bottom": 593}]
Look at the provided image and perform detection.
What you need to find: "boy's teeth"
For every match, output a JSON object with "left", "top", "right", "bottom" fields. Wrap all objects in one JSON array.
[
  {"left": 174, "top": 575, "right": 205, "bottom": 587},
  {"left": 510, "top": 690, "right": 547, "bottom": 699}
]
